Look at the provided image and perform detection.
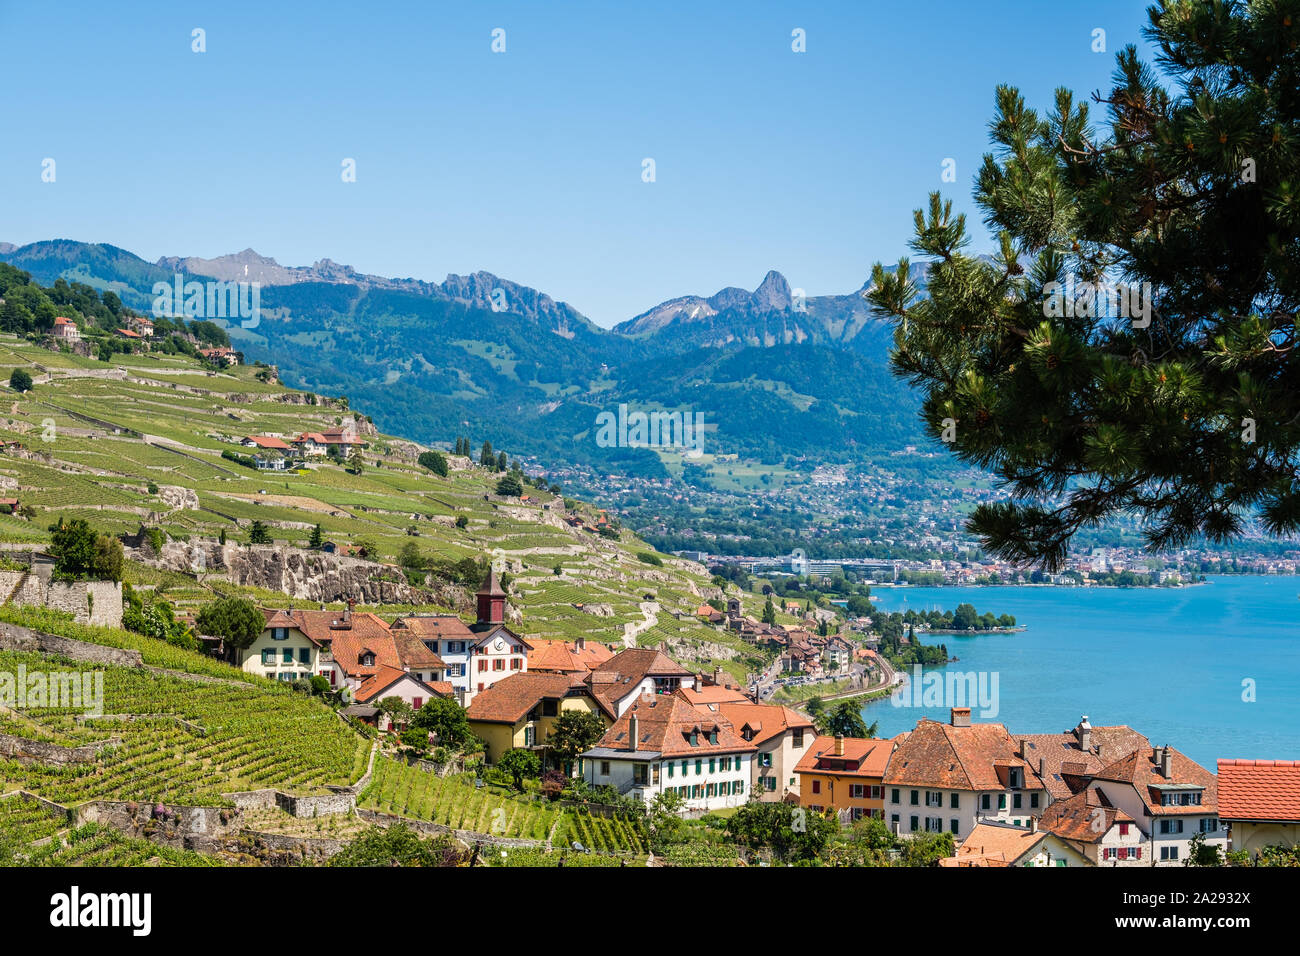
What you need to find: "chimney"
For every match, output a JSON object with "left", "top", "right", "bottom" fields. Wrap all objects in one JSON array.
[
  {"left": 1028, "top": 816, "right": 1037, "bottom": 832},
  {"left": 574, "top": 636, "right": 585, "bottom": 652},
  {"left": 1020, "top": 738, "right": 1031, "bottom": 759},
  {"left": 834, "top": 734, "right": 845, "bottom": 756},
  {"left": 1039, "top": 757, "right": 1045, "bottom": 779},
  {"left": 1077, "top": 715, "right": 1092, "bottom": 752},
  {"left": 627, "top": 714, "right": 639, "bottom": 752},
  {"left": 713, "top": 665, "right": 725, "bottom": 686},
  {"left": 950, "top": 707, "right": 971, "bottom": 728},
  {"left": 344, "top": 598, "right": 354, "bottom": 624},
  {"left": 1160, "top": 745, "right": 1172, "bottom": 778}
]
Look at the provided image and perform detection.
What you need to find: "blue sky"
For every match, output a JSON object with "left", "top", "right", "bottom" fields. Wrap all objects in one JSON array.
[{"left": 0, "top": 0, "right": 1158, "bottom": 326}]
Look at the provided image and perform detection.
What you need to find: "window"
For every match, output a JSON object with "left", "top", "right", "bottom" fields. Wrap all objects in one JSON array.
[
  {"left": 850, "top": 784, "right": 867, "bottom": 799},
  {"left": 981, "top": 794, "right": 991, "bottom": 810},
  {"left": 272, "top": 627, "right": 288, "bottom": 640},
  {"left": 910, "top": 816, "right": 919, "bottom": 832},
  {"left": 1200, "top": 818, "right": 1219, "bottom": 833},
  {"left": 510, "top": 657, "right": 522, "bottom": 670},
  {"left": 950, "top": 819, "right": 959, "bottom": 834},
  {"left": 709, "top": 758, "right": 716, "bottom": 774},
  {"left": 412, "top": 697, "right": 423, "bottom": 710},
  {"left": 998, "top": 794, "right": 1007, "bottom": 810},
  {"left": 541, "top": 700, "right": 558, "bottom": 717},
  {"left": 1119, "top": 823, "right": 1130, "bottom": 836},
  {"left": 811, "top": 780, "right": 821, "bottom": 795},
  {"left": 600, "top": 761, "right": 611, "bottom": 776},
  {"left": 1013, "top": 793, "right": 1022, "bottom": 810},
  {"left": 891, "top": 788, "right": 900, "bottom": 804},
  {"left": 524, "top": 726, "right": 536, "bottom": 747},
  {"left": 792, "top": 729, "right": 804, "bottom": 747},
  {"left": 925, "top": 817, "right": 943, "bottom": 833},
  {"left": 950, "top": 793, "right": 959, "bottom": 809},
  {"left": 1030, "top": 792, "right": 1040, "bottom": 809},
  {"left": 282, "top": 649, "right": 293, "bottom": 664},
  {"left": 298, "top": 648, "right": 310, "bottom": 664},
  {"left": 1159, "top": 819, "right": 1185, "bottom": 834},
  {"left": 891, "top": 814, "right": 900, "bottom": 827},
  {"left": 926, "top": 791, "right": 942, "bottom": 808},
  {"left": 695, "top": 759, "right": 703, "bottom": 775},
  {"left": 261, "top": 649, "right": 275, "bottom": 666},
  {"left": 668, "top": 762, "right": 674, "bottom": 778},
  {"left": 1160, "top": 846, "right": 1179, "bottom": 861},
  {"left": 449, "top": 664, "right": 464, "bottom": 677},
  {"left": 910, "top": 790, "right": 919, "bottom": 806},
  {"left": 492, "top": 658, "right": 505, "bottom": 671},
  {"left": 758, "top": 752, "right": 772, "bottom": 768},
  {"left": 633, "top": 764, "right": 648, "bottom": 785}
]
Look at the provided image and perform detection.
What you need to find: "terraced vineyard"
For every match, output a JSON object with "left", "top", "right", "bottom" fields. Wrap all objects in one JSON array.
[
  {"left": 359, "top": 756, "right": 647, "bottom": 855},
  {"left": 0, "top": 332, "right": 758, "bottom": 667},
  {"left": 22, "top": 824, "right": 222, "bottom": 867},
  {"left": 0, "top": 647, "right": 368, "bottom": 806}
]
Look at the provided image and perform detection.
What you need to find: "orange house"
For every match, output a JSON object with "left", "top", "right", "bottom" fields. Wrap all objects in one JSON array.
[{"left": 794, "top": 734, "right": 895, "bottom": 824}]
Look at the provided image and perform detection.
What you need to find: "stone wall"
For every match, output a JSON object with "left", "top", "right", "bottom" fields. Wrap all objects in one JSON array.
[
  {"left": 0, "top": 621, "right": 142, "bottom": 668},
  {"left": 0, "top": 571, "right": 122, "bottom": 627},
  {"left": 0, "top": 733, "right": 120, "bottom": 765},
  {"left": 355, "top": 808, "right": 545, "bottom": 849}
]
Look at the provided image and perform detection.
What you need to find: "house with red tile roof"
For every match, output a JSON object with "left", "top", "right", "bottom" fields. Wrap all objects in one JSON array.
[
  {"left": 581, "top": 693, "right": 756, "bottom": 812},
  {"left": 51, "top": 316, "right": 80, "bottom": 342},
  {"left": 466, "top": 671, "right": 613, "bottom": 763},
  {"left": 795, "top": 734, "right": 895, "bottom": 822},
  {"left": 882, "top": 707, "right": 1049, "bottom": 840},
  {"left": 525, "top": 636, "right": 615, "bottom": 676},
  {"left": 1216, "top": 758, "right": 1300, "bottom": 856},
  {"left": 1037, "top": 788, "right": 1147, "bottom": 865},
  {"left": 941, "top": 820, "right": 1090, "bottom": 867},
  {"left": 240, "top": 435, "right": 293, "bottom": 452},
  {"left": 1016, "top": 716, "right": 1150, "bottom": 801},
  {"left": 716, "top": 700, "right": 815, "bottom": 802},
  {"left": 241, "top": 603, "right": 449, "bottom": 721},
  {"left": 1088, "top": 744, "right": 1224, "bottom": 865},
  {"left": 586, "top": 647, "right": 696, "bottom": 717}
]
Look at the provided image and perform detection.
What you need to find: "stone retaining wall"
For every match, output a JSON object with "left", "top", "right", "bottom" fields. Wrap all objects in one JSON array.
[{"left": 0, "top": 733, "right": 120, "bottom": 765}]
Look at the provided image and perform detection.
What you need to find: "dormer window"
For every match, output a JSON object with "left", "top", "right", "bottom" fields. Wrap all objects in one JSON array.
[
  {"left": 360, "top": 652, "right": 375, "bottom": 667},
  {"left": 708, "top": 730, "right": 718, "bottom": 745},
  {"left": 688, "top": 730, "right": 699, "bottom": 747},
  {"left": 1009, "top": 767, "right": 1023, "bottom": 789}
]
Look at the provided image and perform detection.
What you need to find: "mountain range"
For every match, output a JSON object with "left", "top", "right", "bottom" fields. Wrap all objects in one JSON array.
[{"left": 0, "top": 239, "right": 930, "bottom": 477}]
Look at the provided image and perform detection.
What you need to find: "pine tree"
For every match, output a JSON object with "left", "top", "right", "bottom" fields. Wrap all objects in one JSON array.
[
  {"left": 479, "top": 440, "right": 494, "bottom": 468},
  {"left": 762, "top": 595, "right": 776, "bottom": 625},
  {"left": 868, "top": 1, "right": 1300, "bottom": 568},
  {"left": 309, "top": 524, "right": 323, "bottom": 549}
]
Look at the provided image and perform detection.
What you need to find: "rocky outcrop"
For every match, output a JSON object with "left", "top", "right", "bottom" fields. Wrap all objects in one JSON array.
[
  {"left": 137, "top": 541, "right": 473, "bottom": 608},
  {"left": 157, "top": 485, "right": 199, "bottom": 511}
]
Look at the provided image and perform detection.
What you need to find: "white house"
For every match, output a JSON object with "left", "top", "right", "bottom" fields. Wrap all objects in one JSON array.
[
  {"left": 1089, "top": 745, "right": 1226, "bottom": 865},
  {"left": 581, "top": 693, "right": 755, "bottom": 813}
]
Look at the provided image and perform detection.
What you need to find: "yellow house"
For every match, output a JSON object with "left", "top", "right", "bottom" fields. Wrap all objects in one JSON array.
[
  {"left": 794, "top": 734, "right": 895, "bottom": 823},
  {"left": 466, "top": 672, "right": 613, "bottom": 764}
]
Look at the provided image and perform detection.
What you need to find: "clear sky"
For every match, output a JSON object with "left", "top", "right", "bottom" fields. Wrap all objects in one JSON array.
[{"left": 0, "top": 0, "right": 1159, "bottom": 326}]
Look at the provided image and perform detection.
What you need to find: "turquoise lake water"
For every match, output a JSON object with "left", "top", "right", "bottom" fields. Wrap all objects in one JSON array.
[{"left": 860, "top": 576, "right": 1300, "bottom": 768}]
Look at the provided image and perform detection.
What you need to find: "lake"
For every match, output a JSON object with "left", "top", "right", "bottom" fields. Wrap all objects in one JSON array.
[{"left": 860, "top": 576, "right": 1300, "bottom": 768}]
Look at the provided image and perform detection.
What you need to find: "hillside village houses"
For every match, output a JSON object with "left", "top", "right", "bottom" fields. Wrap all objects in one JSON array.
[{"left": 227, "top": 559, "right": 1269, "bottom": 858}]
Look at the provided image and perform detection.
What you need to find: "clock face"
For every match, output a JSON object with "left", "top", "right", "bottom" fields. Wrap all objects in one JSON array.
[{"left": 494, "top": 638, "right": 505, "bottom": 651}]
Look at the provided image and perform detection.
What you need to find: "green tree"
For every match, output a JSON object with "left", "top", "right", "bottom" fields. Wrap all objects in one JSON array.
[
  {"left": 376, "top": 695, "right": 413, "bottom": 730},
  {"left": 898, "top": 830, "right": 956, "bottom": 867},
  {"left": 408, "top": 696, "right": 473, "bottom": 750},
  {"left": 547, "top": 710, "right": 606, "bottom": 768},
  {"left": 495, "top": 473, "right": 524, "bottom": 497},
  {"left": 497, "top": 747, "right": 541, "bottom": 790},
  {"left": 48, "top": 519, "right": 123, "bottom": 582},
  {"left": 820, "top": 700, "right": 873, "bottom": 739},
  {"left": 308, "top": 524, "right": 323, "bottom": 549},
  {"left": 194, "top": 596, "right": 264, "bottom": 652},
  {"left": 761, "top": 595, "right": 777, "bottom": 625},
  {"left": 496, "top": 451, "right": 508, "bottom": 472},
  {"left": 952, "top": 603, "right": 979, "bottom": 630},
  {"left": 349, "top": 445, "right": 364, "bottom": 474},
  {"left": 329, "top": 823, "right": 464, "bottom": 867},
  {"left": 248, "top": 520, "right": 272, "bottom": 544},
  {"left": 479, "top": 440, "right": 494, "bottom": 467},
  {"left": 417, "top": 450, "right": 449, "bottom": 477},
  {"left": 8, "top": 368, "right": 32, "bottom": 393},
  {"left": 725, "top": 800, "right": 836, "bottom": 863},
  {"left": 868, "top": 2, "right": 1300, "bottom": 568}
]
